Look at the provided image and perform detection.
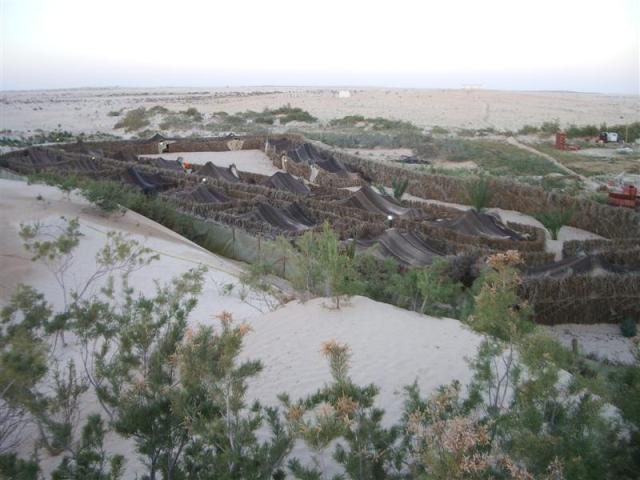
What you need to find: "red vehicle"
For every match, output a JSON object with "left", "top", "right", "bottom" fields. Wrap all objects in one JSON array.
[{"left": 608, "top": 184, "right": 639, "bottom": 209}]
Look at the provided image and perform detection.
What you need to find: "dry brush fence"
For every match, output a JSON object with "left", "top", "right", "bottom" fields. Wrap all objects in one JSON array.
[
  {"left": 317, "top": 144, "right": 640, "bottom": 239},
  {"left": 521, "top": 274, "right": 640, "bottom": 325}
]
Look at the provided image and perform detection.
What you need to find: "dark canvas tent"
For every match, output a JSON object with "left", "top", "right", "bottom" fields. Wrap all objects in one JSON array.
[
  {"left": 524, "top": 254, "right": 633, "bottom": 280},
  {"left": 17, "top": 147, "right": 65, "bottom": 166},
  {"left": 146, "top": 133, "right": 167, "bottom": 143},
  {"left": 111, "top": 150, "right": 139, "bottom": 163},
  {"left": 339, "top": 185, "right": 423, "bottom": 219},
  {"left": 355, "top": 229, "right": 443, "bottom": 267},
  {"left": 244, "top": 202, "right": 316, "bottom": 232},
  {"left": 146, "top": 157, "right": 183, "bottom": 172},
  {"left": 174, "top": 184, "right": 230, "bottom": 204},
  {"left": 436, "top": 210, "right": 522, "bottom": 240},
  {"left": 286, "top": 143, "right": 351, "bottom": 177},
  {"left": 263, "top": 172, "right": 310, "bottom": 195},
  {"left": 121, "top": 167, "right": 174, "bottom": 194},
  {"left": 197, "top": 162, "right": 241, "bottom": 183}
]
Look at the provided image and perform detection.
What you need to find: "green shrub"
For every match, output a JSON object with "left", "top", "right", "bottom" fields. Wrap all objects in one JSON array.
[
  {"left": 80, "top": 181, "right": 128, "bottom": 213},
  {"left": 417, "top": 259, "right": 465, "bottom": 317},
  {"left": 329, "top": 115, "right": 366, "bottom": 127},
  {"left": 113, "top": 107, "right": 150, "bottom": 132},
  {"left": 466, "top": 175, "right": 493, "bottom": 211},
  {"left": 391, "top": 177, "right": 409, "bottom": 200},
  {"left": 535, "top": 208, "right": 574, "bottom": 240},
  {"left": 540, "top": 120, "right": 560, "bottom": 135},
  {"left": 180, "top": 107, "right": 203, "bottom": 121},
  {"left": 518, "top": 124, "right": 539, "bottom": 135},
  {"left": 621, "top": 318, "right": 638, "bottom": 338},
  {"left": 430, "top": 125, "right": 449, "bottom": 135},
  {"left": 566, "top": 124, "right": 599, "bottom": 138}
]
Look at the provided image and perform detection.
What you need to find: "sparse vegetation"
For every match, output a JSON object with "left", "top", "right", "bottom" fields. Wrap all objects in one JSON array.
[
  {"left": 535, "top": 208, "right": 574, "bottom": 240},
  {"left": 438, "top": 139, "right": 566, "bottom": 176},
  {"left": 2, "top": 211, "right": 640, "bottom": 478},
  {"left": 391, "top": 177, "right": 408, "bottom": 200},
  {"left": 113, "top": 107, "right": 151, "bottom": 132},
  {"left": 466, "top": 175, "right": 493, "bottom": 211}
]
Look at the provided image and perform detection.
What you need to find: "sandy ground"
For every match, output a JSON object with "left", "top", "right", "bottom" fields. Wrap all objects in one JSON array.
[
  {"left": 0, "top": 178, "right": 483, "bottom": 478},
  {"left": 139, "top": 149, "right": 281, "bottom": 176},
  {"left": 343, "top": 147, "right": 478, "bottom": 171},
  {"left": 2, "top": 87, "right": 638, "bottom": 135},
  {"left": 547, "top": 324, "right": 637, "bottom": 365}
]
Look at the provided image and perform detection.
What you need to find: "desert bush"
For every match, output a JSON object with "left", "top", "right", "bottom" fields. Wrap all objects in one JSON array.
[
  {"left": 329, "top": 115, "right": 366, "bottom": 127},
  {"left": 468, "top": 251, "right": 534, "bottom": 341},
  {"left": 416, "top": 258, "right": 466, "bottom": 317},
  {"left": 466, "top": 175, "right": 493, "bottom": 211},
  {"left": 620, "top": 318, "right": 637, "bottom": 338},
  {"left": 4, "top": 223, "right": 295, "bottom": 479},
  {"left": 0, "top": 453, "right": 39, "bottom": 479},
  {"left": 181, "top": 107, "right": 203, "bottom": 121},
  {"left": 540, "top": 120, "right": 561, "bottom": 135},
  {"left": 535, "top": 208, "right": 574, "bottom": 240},
  {"left": 284, "top": 340, "right": 404, "bottom": 479},
  {"left": 391, "top": 177, "right": 409, "bottom": 200},
  {"left": 518, "top": 124, "right": 539, "bottom": 135},
  {"left": 52, "top": 415, "right": 124, "bottom": 480},
  {"left": 566, "top": 124, "right": 599, "bottom": 138},
  {"left": 80, "top": 181, "right": 128, "bottom": 214},
  {"left": 352, "top": 255, "right": 399, "bottom": 305},
  {"left": 113, "top": 108, "right": 150, "bottom": 132},
  {"left": 430, "top": 125, "right": 449, "bottom": 135},
  {"left": 271, "top": 105, "right": 317, "bottom": 124},
  {"left": 290, "top": 223, "right": 361, "bottom": 308}
]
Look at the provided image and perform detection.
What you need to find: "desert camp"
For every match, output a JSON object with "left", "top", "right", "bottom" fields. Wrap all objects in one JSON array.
[{"left": 1, "top": 1, "right": 640, "bottom": 478}]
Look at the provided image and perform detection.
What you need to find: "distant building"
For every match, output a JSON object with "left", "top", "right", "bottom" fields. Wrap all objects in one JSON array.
[{"left": 337, "top": 90, "right": 351, "bottom": 98}]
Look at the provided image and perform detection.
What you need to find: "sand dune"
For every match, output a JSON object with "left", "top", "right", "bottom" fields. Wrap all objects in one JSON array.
[{"left": 0, "top": 178, "right": 481, "bottom": 478}]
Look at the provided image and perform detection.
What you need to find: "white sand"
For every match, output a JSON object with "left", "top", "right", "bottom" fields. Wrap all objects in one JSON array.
[
  {"left": 546, "top": 324, "right": 637, "bottom": 365},
  {"left": 139, "top": 149, "right": 281, "bottom": 176},
  {"left": 2, "top": 87, "right": 638, "bottom": 135},
  {"left": 1, "top": 178, "right": 482, "bottom": 478}
]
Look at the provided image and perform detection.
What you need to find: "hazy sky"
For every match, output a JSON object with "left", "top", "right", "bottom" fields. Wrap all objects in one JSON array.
[{"left": 1, "top": 0, "right": 639, "bottom": 93}]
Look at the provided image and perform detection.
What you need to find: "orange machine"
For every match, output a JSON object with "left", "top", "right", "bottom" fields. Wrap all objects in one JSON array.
[
  {"left": 608, "top": 184, "right": 639, "bottom": 209},
  {"left": 555, "top": 132, "right": 580, "bottom": 151}
]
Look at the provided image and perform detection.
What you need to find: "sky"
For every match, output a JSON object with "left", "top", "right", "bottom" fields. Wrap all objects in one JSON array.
[{"left": 1, "top": 0, "right": 639, "bottom": 93}]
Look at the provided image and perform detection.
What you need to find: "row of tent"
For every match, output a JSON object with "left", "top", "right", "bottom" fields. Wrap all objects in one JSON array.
[{"left": 11, "top": 146, "right": 635, "bottom": 279}]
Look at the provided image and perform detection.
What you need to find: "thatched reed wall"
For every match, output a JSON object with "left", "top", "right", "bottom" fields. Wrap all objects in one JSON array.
[
  {"left": 393, "top": 218, "right": 546, "bottom": 253},
  {"left": 521, "top": 274, "right": 640, "bottom": 325},
  {"left": 563, "top": 238, "right": 640, "bottom": 257},
  {"left": 317, "top": 144, "right": 640, "bottom": 239}
]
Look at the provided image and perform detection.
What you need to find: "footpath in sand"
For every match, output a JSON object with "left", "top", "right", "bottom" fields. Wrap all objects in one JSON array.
[{"left": 0, "top": 178, "right": 482, "bottom": 477}]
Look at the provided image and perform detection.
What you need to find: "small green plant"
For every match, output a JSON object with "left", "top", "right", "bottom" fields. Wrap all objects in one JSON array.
[
  {"left": 621, "top": 318, "right": 638, "bottom": 338},
  {"left": 518, "top": 124, "right": 539, "bottom": 135},
  {"left": 430, "top": 125, "right": 449, "bottom": 135},
  {"left": 180, "top": 107, "right": 203, "bottom": 121},
  {"left": 52, "top": 415, "right": 124, "bottom": 480},
  {"left": 466, "top": 175, "right": 493, "bottom": 211},
  {"left": 80, "top": 182, "right": 127, "bottom": 214},
  {"left": 113, "top": 107, "right": 151, "bottom": 132},
  {"left": 391, "top": 177, "right": 409, "bottom": 200},
  {"left": 535, "top": 208, "right": 574, "bottom": 240},
  {"left": 416, "top": 258, "right": 465, "bottom": 317},
  {"left": 540, "top": 119, "right": 561, "bottom": 135}
]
